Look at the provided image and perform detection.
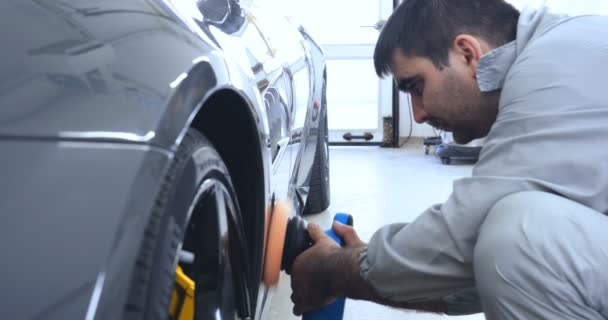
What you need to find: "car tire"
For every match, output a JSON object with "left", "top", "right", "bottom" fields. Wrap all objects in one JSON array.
[
  {"left": 303, "top": 80, "right": 330, "bottom": 215},
  {"left": 124, "top": 128, "right": 246, "bottom": 320}
]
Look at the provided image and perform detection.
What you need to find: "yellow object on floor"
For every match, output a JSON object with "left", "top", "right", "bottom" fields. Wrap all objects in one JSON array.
[{"left": 169, "top": 265, "right": 195, "bottom": 320}]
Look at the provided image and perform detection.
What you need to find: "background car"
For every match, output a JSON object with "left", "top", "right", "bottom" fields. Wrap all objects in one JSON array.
[{"left": 0, "top": 0, "right": 328, "bottom": 319}]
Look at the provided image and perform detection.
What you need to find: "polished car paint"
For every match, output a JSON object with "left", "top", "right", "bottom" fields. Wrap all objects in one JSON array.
[{"left": 0, "top": 0, "right": 326, "bottom": 318}]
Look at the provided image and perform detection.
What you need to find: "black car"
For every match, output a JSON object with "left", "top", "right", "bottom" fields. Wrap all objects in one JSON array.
[{"left": 0, "top": 0, "right": 329, "bottom": 319}]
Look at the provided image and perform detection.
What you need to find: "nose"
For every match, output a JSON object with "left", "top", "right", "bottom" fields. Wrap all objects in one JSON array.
[{"left": 410, "top": 94, "right": 430, "bottom": 123}]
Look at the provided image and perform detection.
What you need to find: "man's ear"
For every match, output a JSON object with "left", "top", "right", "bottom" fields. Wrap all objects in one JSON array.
[{"left": 452, "top": 35, "right": 486, "bottom": 78}]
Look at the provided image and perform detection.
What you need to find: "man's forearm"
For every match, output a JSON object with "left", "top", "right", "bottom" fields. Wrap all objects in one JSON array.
[{"left": 328, "top": 246, "right": 447, "bottom": 314}]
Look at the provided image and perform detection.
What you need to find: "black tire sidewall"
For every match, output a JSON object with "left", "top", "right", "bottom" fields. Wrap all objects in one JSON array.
[{"left": 125, "top": 128, "right": 239, "bottom": 320}]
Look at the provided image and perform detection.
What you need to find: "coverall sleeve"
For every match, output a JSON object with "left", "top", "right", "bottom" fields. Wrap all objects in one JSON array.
[{"left": 359, "top": 173, "right": 541, "bottom": 314}]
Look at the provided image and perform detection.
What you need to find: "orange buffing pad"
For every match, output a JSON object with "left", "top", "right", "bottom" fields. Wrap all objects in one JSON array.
[{"left": 262, "top": 201, "right": 292, "bottom": 287}]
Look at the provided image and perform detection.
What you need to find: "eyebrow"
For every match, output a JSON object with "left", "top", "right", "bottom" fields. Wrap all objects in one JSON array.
[{"left": 395, "top": 76, "right": 419, "bottom": 92}]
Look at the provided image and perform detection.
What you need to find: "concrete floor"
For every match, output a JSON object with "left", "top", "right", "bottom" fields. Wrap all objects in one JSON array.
[{"left": 268, "top": 143, "right": 485, "bottom": 320}]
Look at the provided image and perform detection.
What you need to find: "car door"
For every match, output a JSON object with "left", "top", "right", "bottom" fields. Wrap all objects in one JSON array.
[{"left": 245, "top": 6, "right": 313, "bottom": 207}]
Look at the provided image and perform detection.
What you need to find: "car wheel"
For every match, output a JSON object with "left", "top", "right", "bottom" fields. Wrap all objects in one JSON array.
[
  {"left": 303, "top": 80, "right": 330, "bottom": 215},
  {"left": 124, "top": 128, "right": 248, "bottom": 320}
]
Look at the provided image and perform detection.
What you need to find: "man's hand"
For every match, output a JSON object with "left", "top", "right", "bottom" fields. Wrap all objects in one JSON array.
[
  {"left": 289, "top": 221, "right": 366, "bottom": 315},
  {"left": 290, "top": 221, "right": 449, "bottom": 315},
  {"left": 332, "top": 220, "right": 367, "bottom": 249}
]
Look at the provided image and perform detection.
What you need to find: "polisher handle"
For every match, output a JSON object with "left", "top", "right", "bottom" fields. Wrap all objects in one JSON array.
[
  {"left": 324, "top": 213, "right": 354, "bottom": 245},
  {"left": 303, "top": 213, "right": 353, "bottom": 320}
]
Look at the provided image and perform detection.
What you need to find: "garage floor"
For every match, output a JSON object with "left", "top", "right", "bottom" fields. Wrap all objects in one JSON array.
[{"left": 268, "top": 143, "right": 485, "bottom": 320}]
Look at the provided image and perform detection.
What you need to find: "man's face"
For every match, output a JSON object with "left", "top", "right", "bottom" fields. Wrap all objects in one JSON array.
[{"left": 390, "top": 49, "right": 499, "bottom": 144}]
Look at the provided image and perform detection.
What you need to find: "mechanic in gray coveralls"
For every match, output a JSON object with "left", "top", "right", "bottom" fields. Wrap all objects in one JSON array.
[{"left": 290, "top": 0, "right": 608, "bottom": 318}]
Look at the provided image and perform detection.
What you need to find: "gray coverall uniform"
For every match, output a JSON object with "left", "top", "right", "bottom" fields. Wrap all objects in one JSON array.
[{"left": 360, "top": 7, "right": 608, "bottom": 319}]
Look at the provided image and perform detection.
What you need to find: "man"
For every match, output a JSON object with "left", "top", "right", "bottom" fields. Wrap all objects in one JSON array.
[{"left": 290, "top": 0, "right": 608, "bottom": 318}]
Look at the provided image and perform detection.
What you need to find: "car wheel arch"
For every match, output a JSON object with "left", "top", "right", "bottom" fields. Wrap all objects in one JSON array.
[
  {"left": 188, "top": 88, "right": 269, "bottom": 311},
  {"left": 167, "top": 59, "right": 270, "bottom": 269}
]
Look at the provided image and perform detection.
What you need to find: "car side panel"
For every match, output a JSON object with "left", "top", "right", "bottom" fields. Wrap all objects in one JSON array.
[
  {"left": 0, "top": 0, "right": 269, "bottom": 152},
  {"left": 0, "top": 140, "right": 171, "bottom": 319}
]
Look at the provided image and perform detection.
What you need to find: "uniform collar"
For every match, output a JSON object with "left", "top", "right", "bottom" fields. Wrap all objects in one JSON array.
[
  {"left": 476, "top": 6, "right": 562, "bottom": 92},
  {"left": 476, "top": 41, "right": 517, "bottom": 92}
]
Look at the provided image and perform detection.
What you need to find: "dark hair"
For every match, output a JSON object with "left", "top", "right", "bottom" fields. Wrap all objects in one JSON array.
[{"left": 374, "top": 0, "right": 520, "bottom": 77}]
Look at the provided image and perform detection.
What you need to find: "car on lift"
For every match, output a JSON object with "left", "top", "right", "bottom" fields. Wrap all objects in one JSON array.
[{"left": 0, "top": 0, "right": 329, "bottom": 319}]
